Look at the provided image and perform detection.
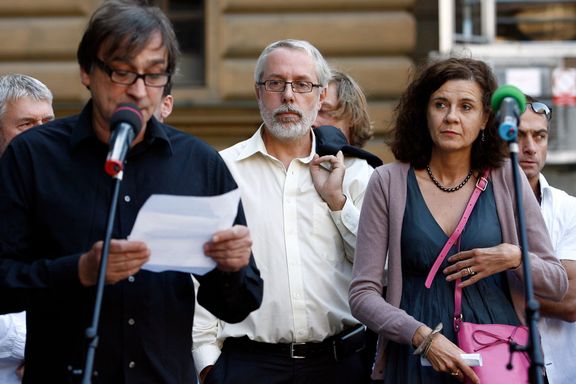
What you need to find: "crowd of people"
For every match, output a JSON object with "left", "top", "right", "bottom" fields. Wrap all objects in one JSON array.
[{"left": 0, "top": 1, "right": 574, "bottom": 384}]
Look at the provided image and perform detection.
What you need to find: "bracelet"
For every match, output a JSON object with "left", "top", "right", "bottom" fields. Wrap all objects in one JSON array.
[
  {"left": 413, "top": 322, "right": 443, "bottom": 355},
  {"left": 422, "top": 332, "right": 438, "bottom": 358}
]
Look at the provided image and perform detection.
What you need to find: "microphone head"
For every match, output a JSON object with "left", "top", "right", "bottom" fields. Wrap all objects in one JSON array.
[
  {"left": 491, "top": 85, "right": 527, "bottom": 114},
  {"left": 110, "top": 103, "right": 143, "bottom": 135},
  {"left": 105, "top": 103, "right": 143, "bottom": 177}
]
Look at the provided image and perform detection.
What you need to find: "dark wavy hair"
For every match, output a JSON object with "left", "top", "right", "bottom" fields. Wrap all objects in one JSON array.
[
  {"left": 390, "top": 57, "right": 506, "bottom": 171},
  {"left": 77, "top": 0, "right": 179, "bottom": 77}
]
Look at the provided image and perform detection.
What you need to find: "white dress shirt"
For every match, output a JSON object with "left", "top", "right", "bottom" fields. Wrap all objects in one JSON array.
[
  {"left": 0, "top": 312, "right": 26, "bottom": 384},
  {"left": 538, "top": 174, "right": 576, "bottom": 384},
  {"left": 192, "top": 127, "right": 374, "bottom": 373}
]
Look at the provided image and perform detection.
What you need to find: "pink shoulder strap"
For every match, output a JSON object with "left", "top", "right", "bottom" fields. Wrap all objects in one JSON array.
[
  {"left": 424, "top": 170, "right": 490, "bottom": 289},
  {"left": 454, "top": 277, "right": 464, "bottom": 332}
]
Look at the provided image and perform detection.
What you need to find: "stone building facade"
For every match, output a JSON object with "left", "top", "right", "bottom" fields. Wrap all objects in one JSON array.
[{"left": 0, "top": 0, "right": 420, "bottom": 162}]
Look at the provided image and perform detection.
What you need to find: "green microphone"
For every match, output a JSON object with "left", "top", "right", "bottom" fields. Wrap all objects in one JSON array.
[{"left": 490, "top": 85, "right": 526, "bottom": 141}]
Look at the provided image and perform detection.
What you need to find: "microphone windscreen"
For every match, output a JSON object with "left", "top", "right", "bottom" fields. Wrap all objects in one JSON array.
[
  {"left": 491, "top": 85, "right": 527, "bottom": 113},
  {"left": 110, "top": 103, "right": 143, "bottom": 135}
]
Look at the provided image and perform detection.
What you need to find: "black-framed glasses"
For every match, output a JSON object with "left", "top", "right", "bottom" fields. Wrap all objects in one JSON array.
[
  {"left": 257, "top": 80, "right": 322, "bottom": 93},
  {"left": 528, "top": 102, "right": 552, "bottom": 121},
  {"left": 93, "top": 58, "right": 171, "bottom": 88}
]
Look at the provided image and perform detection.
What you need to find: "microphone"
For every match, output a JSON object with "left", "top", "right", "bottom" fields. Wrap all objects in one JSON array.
[
  {"left": 104, "top": 103, "right": 143, "bottom": 177},
  {"left": 490, "top": 85, "right": 526, "bottom": 141}
]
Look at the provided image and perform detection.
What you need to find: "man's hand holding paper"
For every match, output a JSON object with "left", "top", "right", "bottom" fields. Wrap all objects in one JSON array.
[{"left": 204, "top": 225, "right": 252, "bottom": 272}]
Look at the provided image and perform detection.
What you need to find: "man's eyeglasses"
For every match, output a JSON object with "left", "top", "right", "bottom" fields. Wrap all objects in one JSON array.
[
  {"left": 94, "top": 58, "right": 171, "bottom": 88},
  {"left": 257, "top": 80, "right": 322, "bottom": 94},
  {"left": 528, "top": 102, "right": 552, "bottom": 121}
]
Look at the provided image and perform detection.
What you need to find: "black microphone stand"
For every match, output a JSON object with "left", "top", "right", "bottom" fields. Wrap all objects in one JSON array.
[
  {"left": 505, "top": 139, "right": 545, "bottom": 384},
  {"left": 80, "top": 171, "right": 123, "bottom": 384}
]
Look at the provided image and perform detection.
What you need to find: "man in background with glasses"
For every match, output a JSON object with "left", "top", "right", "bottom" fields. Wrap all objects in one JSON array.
[
  {"left": 517, "top": 96, "right": 576, "bottom": 384},
  {"left": 193, "top": 39, "right": 373, "bottom": 384},
  {"left": 0, "top": 1, "right": 263, "bottom": 383}
]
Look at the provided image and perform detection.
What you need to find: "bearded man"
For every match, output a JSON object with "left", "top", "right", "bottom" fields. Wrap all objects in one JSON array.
[{"left": 192, "top": 39, "right": 375, "bottom": 384}]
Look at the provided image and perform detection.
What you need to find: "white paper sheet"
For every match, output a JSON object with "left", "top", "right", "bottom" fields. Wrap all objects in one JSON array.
[{"left": 129, "top": 189, "right": 241, "bottom": 275}]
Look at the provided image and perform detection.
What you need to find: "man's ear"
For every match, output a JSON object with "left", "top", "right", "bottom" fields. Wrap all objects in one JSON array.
[
  {"left": 80, "top": 67, "right": 91, "bottom": 90},
  {"left": 161, "top": 95, "right": 174, "bottom": 120},
  {"left": 255, "top": 83, "right": 261, "bottom": 100},
  {"left": 317, "top": 86, "right": 327, "bottom": 111}
]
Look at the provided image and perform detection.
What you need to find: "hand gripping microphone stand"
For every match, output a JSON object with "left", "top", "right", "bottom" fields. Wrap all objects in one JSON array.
[
  {"left": 80, "top": 103, "right": 143, "bottom": 384},
  {"left": 491, "top": 85, "right": 545, "bottom": 384}
]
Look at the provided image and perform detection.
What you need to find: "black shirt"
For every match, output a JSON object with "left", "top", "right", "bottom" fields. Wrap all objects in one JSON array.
[{"left": 0, "top": 102, "right": 263, "bottom": 383}]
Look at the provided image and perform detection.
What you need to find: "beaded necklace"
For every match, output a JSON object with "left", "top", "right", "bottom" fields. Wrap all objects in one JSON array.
[{"left": 426, "top": 165, "right": 473, "bottom": 193}]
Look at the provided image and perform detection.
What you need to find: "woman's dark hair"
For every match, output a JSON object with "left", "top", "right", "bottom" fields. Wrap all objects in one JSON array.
[
  {"left": 390, "top": 57, "right": 506, "bottom": 171},
  {"left": 77, "top": 0, "right": 179, "bottom": 76}
]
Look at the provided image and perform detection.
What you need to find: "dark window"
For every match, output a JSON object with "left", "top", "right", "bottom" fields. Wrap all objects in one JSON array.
[
  {"left": 153, "top": 0, "right": 205, "bottom": 86},
  {"left": 496, "top": 1, "right": 576, "bottom": 42},
  {"left": 454, "top": 1, "right": 576, "bottom": 43}
]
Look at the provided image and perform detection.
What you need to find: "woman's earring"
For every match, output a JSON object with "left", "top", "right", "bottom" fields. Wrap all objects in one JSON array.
[{"left": 481, "top": 130, "right": 485, "bottom": 142}]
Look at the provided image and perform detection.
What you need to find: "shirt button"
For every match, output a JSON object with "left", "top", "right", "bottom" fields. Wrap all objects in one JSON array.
[
  {"left": 128, "top": 361, "right": 135, "bottom": 369},
  {"left": 128, "top": 276, "right": 135, "bottom": 283},
  {"left": 128, "top": 318, "right": 135, "bottom": 326},
  {"left": 124, "top": 195, "right": 131, "bottom": 203}
]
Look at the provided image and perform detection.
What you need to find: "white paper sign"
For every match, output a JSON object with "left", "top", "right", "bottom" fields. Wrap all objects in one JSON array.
[
  {"left": 552, "top": 67, "right": 576, "bottom": 97},
  {"left": 505, "top": 68, "right": 542, "bottom": 97}
]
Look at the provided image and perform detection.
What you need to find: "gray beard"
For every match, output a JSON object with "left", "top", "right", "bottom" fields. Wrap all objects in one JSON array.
[{"left": 259, "top": 101, "right": 316, "bottom": 141}]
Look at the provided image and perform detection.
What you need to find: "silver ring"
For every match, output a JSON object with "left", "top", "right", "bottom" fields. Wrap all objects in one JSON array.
[
  {"left": 467, "top": 267, "right": 476, "bottom": 276},
  {"left": 450, "top": 370, "right": 459, "bottom": 376}
]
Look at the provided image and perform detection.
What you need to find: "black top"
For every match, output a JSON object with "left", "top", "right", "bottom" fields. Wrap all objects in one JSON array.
[
  {"left": 384, "top": 168, "right": 519, "bottom": 383},
  {"left": 0, "top": 102, "right": 263, "bottom": 383},
  {"left": 313, "top": 125, "right": 383, "bottom": 168}
]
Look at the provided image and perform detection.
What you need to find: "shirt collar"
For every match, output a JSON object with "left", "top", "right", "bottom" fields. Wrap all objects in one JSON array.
[
  {"left": 70, "top": 101, "right": 99, "bottom": 148},
  {"left": 236, "top": 123, "right": 316, "bottom": 164},
  {"left": 539, "top": 173, "right": 550, "bottom": 194},
  {"left": 138, "top": 115, "right": 173, "bottom": 155},
  {"left": 70, "top": 100, "right": 173, "bottom": 155},
  {"left": 539, "top": 173, "right": 552, "bottom": 205}
]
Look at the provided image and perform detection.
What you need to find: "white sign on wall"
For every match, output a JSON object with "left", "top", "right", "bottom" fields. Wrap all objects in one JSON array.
[
  {"left": 505, "top": 68, "right": 542, "bottom": 97},
  {"left": 552, "top": 67, "right": 576, "bottom": 105}
]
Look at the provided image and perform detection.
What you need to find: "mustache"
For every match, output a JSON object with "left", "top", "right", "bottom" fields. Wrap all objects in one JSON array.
[{"left": 274, "top": 104, "right": 302, "bottom": 118}]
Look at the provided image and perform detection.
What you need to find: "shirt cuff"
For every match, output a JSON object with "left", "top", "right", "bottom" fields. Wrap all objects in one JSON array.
[
  {"left": 329, "top": 195, "right": 358, "bottom": 232},
  {"left": 0, "top": 312, "right": 26, "bottom": 360},
  {"left": 46, "top": 253, "right": 83, "bottom": 288},
  {"left": 193, "top": 343, "right": 222, "bottom": 375},
  {"left": 557, "top": 250, "right": 576, "bottom": 261},
  {"left": 12, "top": 322, "right": 26, "bottom": 360},
  {"left": 215, "top": 267, "right": 247, "bottom": 290}
]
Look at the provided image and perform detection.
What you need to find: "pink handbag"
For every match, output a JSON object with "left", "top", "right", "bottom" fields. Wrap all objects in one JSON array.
[
  {"left": 425, "top": 170, "right": 531, "bottom": 383},
  {"left": 454, "top": 314, "right": 530, "bottom": 383},
  {"left": 454, "top": 263, "right": 530, "bottom": 383}
]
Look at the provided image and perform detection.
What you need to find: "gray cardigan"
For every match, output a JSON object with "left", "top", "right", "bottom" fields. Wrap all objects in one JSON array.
[{"left": 349, "top": 161, "right": 568, "bottom": 380}]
